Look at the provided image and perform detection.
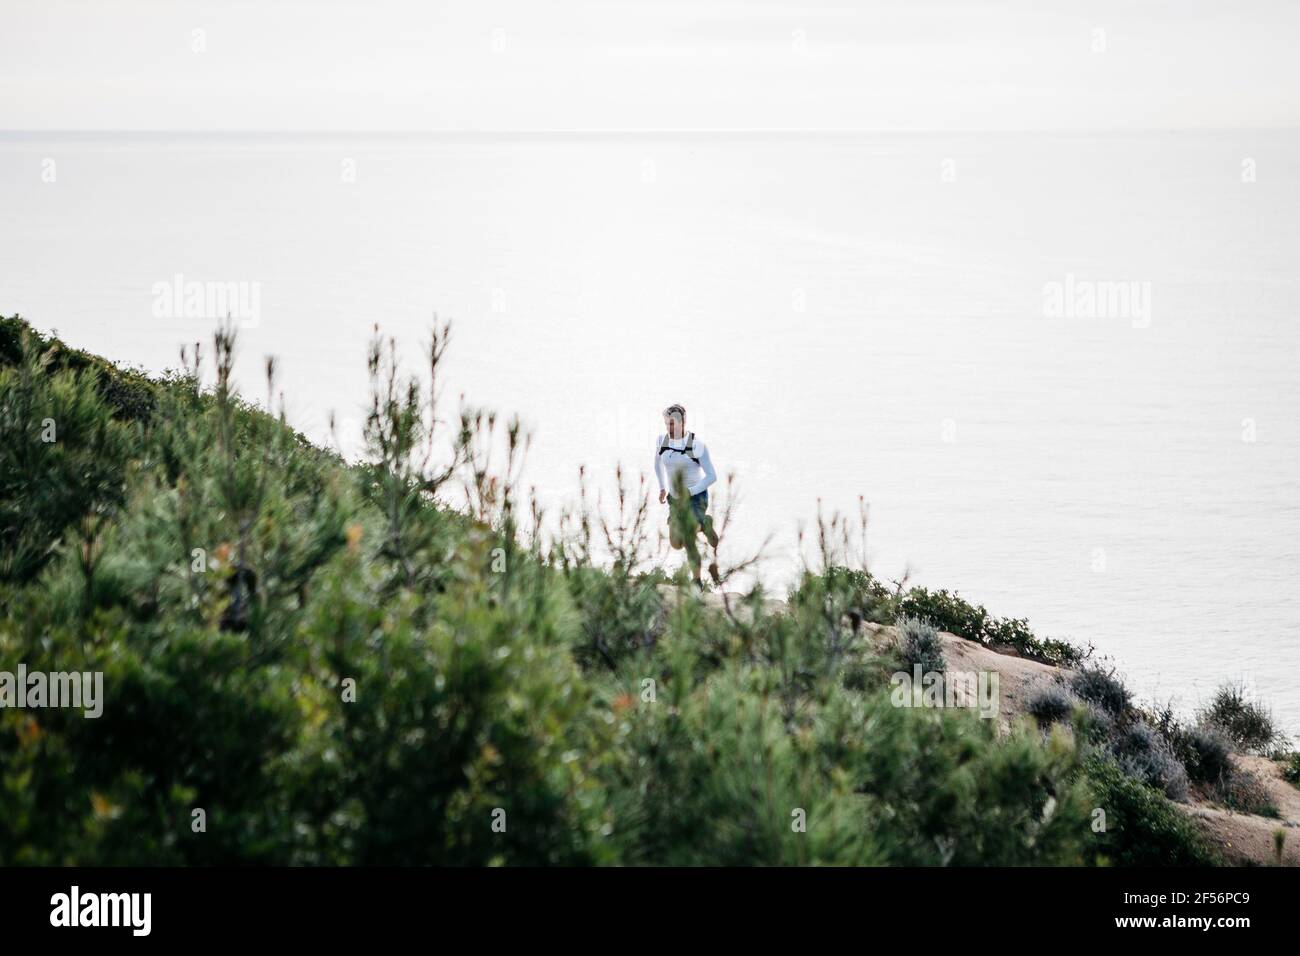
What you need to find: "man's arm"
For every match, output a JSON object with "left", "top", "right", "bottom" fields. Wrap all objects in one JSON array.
[
  {"left": 653, "top": 436, "right": 667, "bottom": 493},
  {"left": 688, "top": 441, "right": 716, "bottom": 496}
]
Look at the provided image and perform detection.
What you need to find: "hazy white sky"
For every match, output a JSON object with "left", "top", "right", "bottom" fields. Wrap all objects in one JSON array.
[{"left": 2, "top": 0, "right": 1297, "bottom": 131}]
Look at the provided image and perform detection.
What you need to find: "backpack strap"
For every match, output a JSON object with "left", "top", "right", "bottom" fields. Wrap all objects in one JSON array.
[
  {"left": 658, "top": 432, "right": 701, "bottom": 465},
  {"left": 683, "top": 432, "right": 698, "bottom": 463}
]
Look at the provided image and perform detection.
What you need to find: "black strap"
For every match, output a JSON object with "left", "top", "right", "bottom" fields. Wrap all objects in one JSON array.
[{"left": 659, "top": 432, "right": 700, "bottom": 464}]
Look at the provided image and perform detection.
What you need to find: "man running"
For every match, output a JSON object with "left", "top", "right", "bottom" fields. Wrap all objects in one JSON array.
[{"left": 654, "top": 403, "right": 720, "bottom": 587}]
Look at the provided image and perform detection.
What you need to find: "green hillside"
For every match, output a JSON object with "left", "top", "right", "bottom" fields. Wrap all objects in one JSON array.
[{"left": 0, "top": 315, "right": 1223, "bottom": 866}]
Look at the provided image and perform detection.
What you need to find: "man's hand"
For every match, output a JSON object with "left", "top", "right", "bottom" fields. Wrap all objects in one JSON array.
[{"left": 659, "top": 489, "right": 667, "bottom": 504}]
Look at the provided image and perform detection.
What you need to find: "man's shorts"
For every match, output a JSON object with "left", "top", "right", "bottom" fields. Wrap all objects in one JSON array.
[{"left": 668, "top": 490, "right": 709, "bottom": 526}]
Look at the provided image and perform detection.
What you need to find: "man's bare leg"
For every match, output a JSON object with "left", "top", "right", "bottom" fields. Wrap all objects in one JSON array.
[
  {"left": 698, "top": 516, "right": 721, "bottom": 584},
  {"left": 701, "top": 515, "right": 719, "bottom": 549},
  {"left": 683, "top": 525, "right": 704, "bottom": 586}
]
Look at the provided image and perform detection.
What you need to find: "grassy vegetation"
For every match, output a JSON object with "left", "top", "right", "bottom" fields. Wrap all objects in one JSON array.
[
  {"left": 1199, "top": 682, "right": 1287, "bottom": 756},
  {"left": 899, "top": 585, "right": 1089, "bottom": 667},
  {"left": 1026, "top": 662, "right": 1287, "bottom": 822},
  {"left": 1281, "top": 752, "right": 1300, "bottom": 788},
  {"left": 0, "top": 315, "right": 1236, "bottom": 865},
  {"left": 1082, "top": 758, "right": 1220, "bottom": 866}
]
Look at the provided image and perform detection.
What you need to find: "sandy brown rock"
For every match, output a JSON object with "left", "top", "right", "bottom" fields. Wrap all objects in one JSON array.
[
  {"left": 1181, "top": 756, "right": 1300, "bottom": 866},
  {"left": 863, "top": 620, "right": 1063, "bottom": 729}
]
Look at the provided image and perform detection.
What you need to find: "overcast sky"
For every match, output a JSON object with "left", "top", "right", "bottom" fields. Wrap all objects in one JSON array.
[{"left": 2, "top": 0, "right": 1297, "bottom": 131}]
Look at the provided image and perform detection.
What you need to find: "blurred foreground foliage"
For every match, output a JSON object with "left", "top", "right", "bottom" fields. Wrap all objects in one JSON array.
[{"left": 0, "top": 315, "right": 1213, "bottom": 865}]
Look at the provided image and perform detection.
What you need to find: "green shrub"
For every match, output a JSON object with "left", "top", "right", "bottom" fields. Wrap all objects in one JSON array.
[
  {"left": 786, "top": 565, "right": 895, "bottom": 661},
  {"left": 1077, "top": 701, "right": 1116, "bottom": 745},
  {"left": 1025, "top": 680, "right": 1078, "bottom": 726},
  {"left": 600, "top": 668, "right": 1092, "bottom": 866},
  {"left": 1070, "top": 664, "right": 1132, "bottom": 718},
  {"left": 842, "top": 701, "right": 1092, "bottom": 865},
  {"left": 1140, "top": 704, "right": 1239, "bottom": 792},
  {"left": 900, "top": 586, "right": 989, "bottom": 640},
  {"left": 299, "top": 539, "right": 611, "bottom": 865},
  {"left": 841, "top": 656, "right": 882, "bottom": 692},
  {"left": 1181, "top": 724, "right": 1235, "bottom": 787},
  {"left": 599, "top": 664, "right": 880, "bottom": 865},
  {"left": 0, "top": 329, "right": 136, "bottom": 584},
  {"left": 1108, "top": 722, "right": 1189, "bottom": 802},
  {"left": 0, "top": 315, "right": 157, "bottom": 423},
  {"left": 1200, "top": 682, "right": 1284, "bottom": 755},
  {"left": 822, "top": 566, "right": 899, "bottom": 626},
  {"left": 0, "top": 316, "right": 1229, "bottom": 867},
  {"left": 563, "top": 564, "right": 664, "bottom": 668},
  {"left": 1282, "top": 753, "right": 1300, "bottom": 787},
  {"left": 1083, "top": 758, "right": 1221, "bottom": 866},
  {"left": 897, "top": 615, "right": 946, "bottom": 675},
  {"left": 899, "top": 585, "right": 1085, "bottom": 667}
]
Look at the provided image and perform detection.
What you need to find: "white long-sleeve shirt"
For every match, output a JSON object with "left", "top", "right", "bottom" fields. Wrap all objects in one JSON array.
[{"left": 654, "top": 433, "right": 717, "bottom": 498}]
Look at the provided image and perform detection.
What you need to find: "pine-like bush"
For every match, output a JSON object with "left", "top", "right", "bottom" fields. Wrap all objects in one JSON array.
[{"left": 0, "top": 315, "right": 1224, "bottom": 867}]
